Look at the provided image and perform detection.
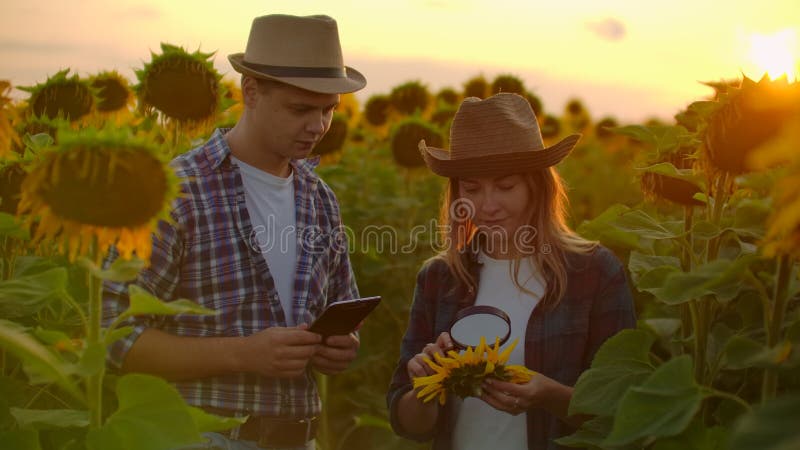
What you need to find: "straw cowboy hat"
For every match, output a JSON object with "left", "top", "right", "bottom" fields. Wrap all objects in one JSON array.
[
  {"left": 228, "top": 14, "right": 366, "bottom": 94},
  {"left": 419, "top": 93, "right": 581, "bottom": 178}
]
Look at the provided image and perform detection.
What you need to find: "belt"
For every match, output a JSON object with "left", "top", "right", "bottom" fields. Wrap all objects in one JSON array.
[{"left": 203, "top": 407, "right": 318, "bottom": 448}]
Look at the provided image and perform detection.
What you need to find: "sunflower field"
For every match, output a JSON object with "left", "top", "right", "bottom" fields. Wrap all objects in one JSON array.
[{"left": 1, "top": 42, "right": 799, "bottom": 450}]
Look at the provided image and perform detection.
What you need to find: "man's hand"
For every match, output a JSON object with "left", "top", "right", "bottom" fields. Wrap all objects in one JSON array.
[
  {"left": 239, "top": 324, "right": 322, "bottom": 378},
  {"left": 311, "top": 333, "right": 360, "bottom": 375}
]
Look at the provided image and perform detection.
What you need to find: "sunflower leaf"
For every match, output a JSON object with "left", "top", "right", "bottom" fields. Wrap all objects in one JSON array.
[
  {"left": 10, "top": 408, "right": 89, "bottom": 429},
  {"left": 118, "top": 285, "right": 216, "bottom": 321},
  {"left": 80, "top": 257, "right": 145, "bottom": 282},
  {"left": 86, "top": 374, "right": 205, "bottom": 450}
]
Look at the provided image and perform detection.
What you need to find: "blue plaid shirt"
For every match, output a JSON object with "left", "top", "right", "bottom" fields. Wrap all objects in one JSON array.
[{"left": 103, "top": 128, "right": 359, "bottom": 418}]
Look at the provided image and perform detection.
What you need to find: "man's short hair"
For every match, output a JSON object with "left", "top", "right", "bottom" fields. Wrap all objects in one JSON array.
[{"left": 241, "top": 75, "right": 284, "bottom": 94}]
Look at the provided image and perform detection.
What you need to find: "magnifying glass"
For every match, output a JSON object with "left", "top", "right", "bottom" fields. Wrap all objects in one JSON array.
[{"left": 448, "top": 305, "right": 511, "bottom": 350}]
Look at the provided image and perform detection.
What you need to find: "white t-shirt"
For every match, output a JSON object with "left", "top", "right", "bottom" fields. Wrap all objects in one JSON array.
[
  {"left": 232, "top": 156, "right": 298, "bottom": 326},
  {"left": 452, "top": 252, "right": 545, "bottom": 450}
]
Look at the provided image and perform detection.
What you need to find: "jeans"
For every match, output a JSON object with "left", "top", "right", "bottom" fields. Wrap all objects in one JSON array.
[{"left": 179, "top": 432, "right": 315, "bottom": 450}]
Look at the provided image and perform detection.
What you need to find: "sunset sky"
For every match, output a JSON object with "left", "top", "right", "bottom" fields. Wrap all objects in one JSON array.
[{"left": 1, "top": 0, "right": 798, "bottom": 122}]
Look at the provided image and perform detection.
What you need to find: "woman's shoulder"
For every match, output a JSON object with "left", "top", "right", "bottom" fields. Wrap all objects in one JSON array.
[
  {"left": 563, "top": 244, "right": 625, "bottom": 277},
  {"left": 416, "top": 254, "right": 452, "bottom": 279}
]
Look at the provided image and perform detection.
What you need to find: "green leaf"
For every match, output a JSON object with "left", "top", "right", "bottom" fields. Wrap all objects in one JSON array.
[
  {"left": 0, "top": 212, "right": 29, "bottom": 240},
  {"left": 604, "top": 356, "right": 707, "bottom": 447},
  {"left": 12, "top": 256, "right": 60, "bottom": 278},
  {"left": 691, "top": 220, "right": 723, "bottom": 241},
  {"left": 10, "top": 408, "right": 89, "bottom": 429},
  {"left": 0, "top": 430, "right": 41, "bottom": 450},
  {"left": 723, "top": 336, "right": 796, "bottom": 369},
  {"left": 104, "top": 326, "right": 134, "bottom": 346},
  {"left": 578, "top": 204, "right": 651, "bottom": 251},
  {"left": 79, "top": 257, "right": 145, "bottom": 283},
  {"left": 648, "top": 255, "right": 760, "bottom": 305},
  {"left": 628, "top": 251, "right": 681, "bottom": 286},
  {"left": 729, "top": 393, "right": 800, "bottom": 450},
  {"left": 0, "top": 320, "right": 82, "bottom": 401},
  {"left": 118, "top": 285, "right": 216, "bottom": 322},
  {"left": 611, "top": 209, "right": 683, "bottom": 240},
  {"left": 187, "top": 406, "right": 246, "bottom": 433},
  {"left": 730, "top": 199, "right": 769, "bottom": 240},
  {"left": 24, "top": 132, "right": 54, "bottom": 151},
  {"left": 639, "top": 162, "right": 705, "bottom": 191},
  {"left": 555, "top": 416, "right": 618, "bottom": 449},
  {"left": 0, "top": 268, "right": 69, "bottom": 318},
  {"left": 33, "top": 328, "right": 78, "bottom": 353},
  {"left": 75, "top": 342, "right": 106, "bottom": 377},
  {"left": 570, "top": 329, "right": 655, "bottom": 416},
  {"left": 636, "top": 265, "right": 681, "bottom": 298},
  {"left": 353, "top": 413, "right": 392, "bottom": 431},
  {"left": 651, "top": 421, "right": 726, "bottom": 450},
  {"left": 644, "top": 318, "right": 683, "bottom": 342},
  {"left": 612, "top": 124, "right": 697, "bottom": 155},
  {"left": 86, "top": 374, "right": 205, "bottom": 450}
]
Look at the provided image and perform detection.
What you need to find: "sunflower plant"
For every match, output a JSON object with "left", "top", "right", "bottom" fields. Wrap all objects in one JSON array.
[
  {"left": 0, "top": 126, "right": 243, "bottom": 450},
  {"left": 413, "top": 337, "right": 535, "bottom": 405}
]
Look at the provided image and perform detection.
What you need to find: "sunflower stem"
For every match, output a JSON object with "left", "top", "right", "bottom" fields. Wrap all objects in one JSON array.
[
  {"left": 86, "top": 237, "right": 105, "bottom": 429},
  {"left": 762, "top": 254, "right": 793, "bottom": 403},
  {"left": 679, "top": 206, "right": 694, "bottom": 356},
  {"left": 317, "top": 372, "right": 330, "bottom": 450}
]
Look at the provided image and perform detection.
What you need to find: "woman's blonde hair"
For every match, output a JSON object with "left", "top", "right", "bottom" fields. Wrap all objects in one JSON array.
[{"left": 439, "top": 167, "right": 596, "bottom": 309}]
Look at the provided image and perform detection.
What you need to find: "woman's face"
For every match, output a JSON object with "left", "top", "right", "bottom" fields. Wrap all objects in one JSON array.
[{"left": 458, "top": 174, "right": 532, "bottom": 250}]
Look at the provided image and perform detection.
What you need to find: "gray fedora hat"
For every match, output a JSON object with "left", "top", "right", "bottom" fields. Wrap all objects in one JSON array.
[{"left": 228, "top": 14, "right": 366, "bottom": 94}]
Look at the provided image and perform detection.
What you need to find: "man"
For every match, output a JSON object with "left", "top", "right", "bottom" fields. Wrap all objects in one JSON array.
[{"left": 103, "top": 14, "right": 366, "bottom": 450}]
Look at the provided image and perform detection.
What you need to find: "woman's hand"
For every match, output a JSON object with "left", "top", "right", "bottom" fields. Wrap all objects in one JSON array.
[
  {"left": 480, "top": 372, "right": 575, "bottom": 419},
  {"left": 406, "top": 332, "right": 455, "bottom": 380}
]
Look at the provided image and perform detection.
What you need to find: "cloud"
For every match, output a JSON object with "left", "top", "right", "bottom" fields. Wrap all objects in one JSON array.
[{"left": 586, "top": 17, "right": 627, "bottom": 42}]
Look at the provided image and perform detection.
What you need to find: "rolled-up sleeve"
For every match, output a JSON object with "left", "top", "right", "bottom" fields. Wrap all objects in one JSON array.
[{"left": 102, "top": 216, "right": 183, "bottom": 369}]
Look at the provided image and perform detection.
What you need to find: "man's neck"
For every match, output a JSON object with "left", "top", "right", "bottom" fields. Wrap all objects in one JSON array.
[{"left": 224, "top": 123, "right": 292, "bottom": 178}]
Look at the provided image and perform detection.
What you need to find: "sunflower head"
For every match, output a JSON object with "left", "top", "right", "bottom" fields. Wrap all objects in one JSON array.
[
  {"left": 540, "top": 114, "right": 561, "bottom": 142},
  {"left": 436, "top": 88, "right": 460, "bottom": 107},
  {"left": 389, "top": 81, "right": 430, "bottom": 116},
  {"left": 90, "top": 71, "right": 133, "bottom": 113},
  {"left": 312, "top": 113, "right": 348, "bottom": 157},
  {"left": 491, "top": 74, "right": 525, "bottom": 95},
  {"left": 19, "top": 69, "right": 94, "bottom": 122},
  {"left": 390, "top": 117, "right": 444, "bottom": 168},
  {"left": 704, "top": 75, "right": 800, "bottom": 174},
  {"left": 17, "top": 127, "right": 180, "bottom": 262},
  {"left": 363, "top": 94, "right": 391, "bottom": 127},
  {"left": 463, "top": 75, "right": 489, "bottom": 99},
  {"left": 135, "top": 43, "right": 222, "bottom": 126},
  {"left": 413, "top": 337, "right": 535, "bottom": 405}
]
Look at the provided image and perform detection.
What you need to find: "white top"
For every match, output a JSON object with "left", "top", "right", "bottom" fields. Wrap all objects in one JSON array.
[
  {"left": 232, "top": 156, "right": 297, "bottom": 326},
  {"left": 452, "top": 252, "right": 545, "bottom": 450}
]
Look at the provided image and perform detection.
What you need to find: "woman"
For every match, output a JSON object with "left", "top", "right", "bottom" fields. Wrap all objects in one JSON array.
[{"left": 387, "top": 93, "right": 636, "bottom": 450}]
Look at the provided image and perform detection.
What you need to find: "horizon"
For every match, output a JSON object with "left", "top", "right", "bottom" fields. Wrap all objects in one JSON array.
[{"left": 2, "top": 0, "right": 799, "bottom": 123}]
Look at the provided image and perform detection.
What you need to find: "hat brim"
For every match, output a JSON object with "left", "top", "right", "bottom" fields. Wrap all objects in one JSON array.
[
  {"left": 420, "top": 134, "right": 581, "bottom": 178},
  {"left": 228, "top": 53, "right": 366, "bottom": 94}
]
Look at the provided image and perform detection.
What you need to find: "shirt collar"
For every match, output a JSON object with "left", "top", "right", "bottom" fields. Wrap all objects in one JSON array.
[{"left": 204, "top": 128, "right": 321, "bottom": 182}]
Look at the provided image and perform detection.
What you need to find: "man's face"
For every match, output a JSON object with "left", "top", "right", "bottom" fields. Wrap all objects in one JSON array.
[{"left": 246, "top": 79, "right": 340, "bottom": 161}]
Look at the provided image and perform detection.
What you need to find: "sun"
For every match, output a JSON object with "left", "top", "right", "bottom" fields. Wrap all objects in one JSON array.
[{"left": 747, "top": 29, "right": 799, "bottom": 82}]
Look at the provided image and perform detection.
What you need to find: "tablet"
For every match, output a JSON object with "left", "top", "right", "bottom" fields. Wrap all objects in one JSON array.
[{"left": 308, "top": 296, "right": 381, "bottom": 337}]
